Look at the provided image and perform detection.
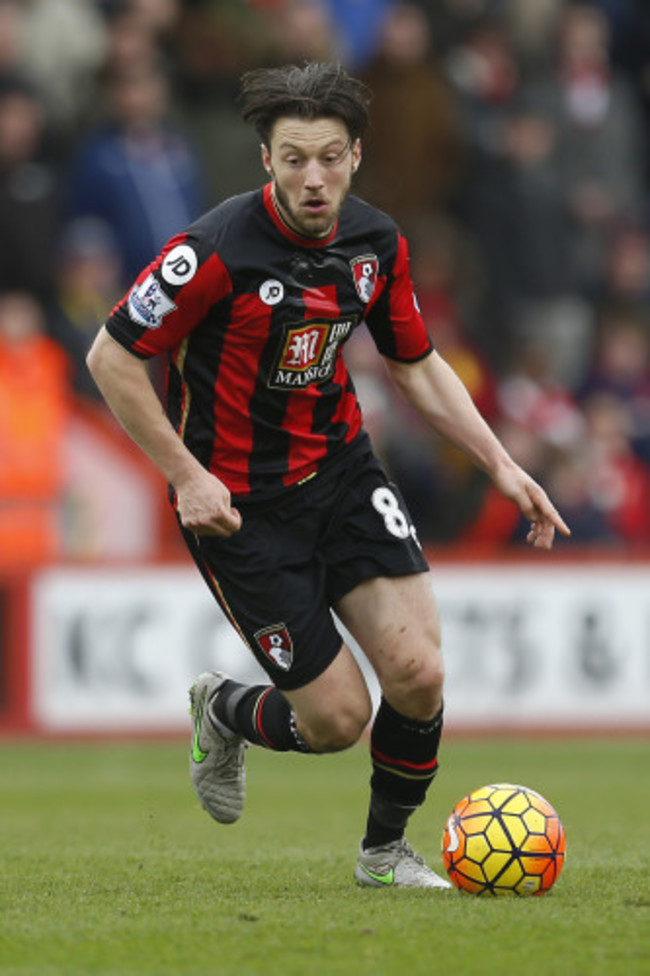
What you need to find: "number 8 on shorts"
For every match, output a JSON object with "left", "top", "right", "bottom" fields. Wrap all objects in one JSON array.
[{"left": 371, "top": 486, "right": 412, "bottom": 540}]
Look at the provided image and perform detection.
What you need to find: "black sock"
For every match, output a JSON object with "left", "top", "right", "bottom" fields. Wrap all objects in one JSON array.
[
  {"left": 363, "top": 697, "right": 443, "bottom": 850},
  {"left": 211, "top": 680, "right": 312, "bottom": 752}
]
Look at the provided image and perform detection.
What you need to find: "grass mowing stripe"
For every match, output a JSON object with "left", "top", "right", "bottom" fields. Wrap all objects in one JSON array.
[{"left": 0, "top": 739, "right": 648, "bottom": 975}]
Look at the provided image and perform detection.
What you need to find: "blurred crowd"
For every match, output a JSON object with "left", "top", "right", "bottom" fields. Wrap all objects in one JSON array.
[{"left": 2, "top": 0, "right": 650, "bottom": 560}]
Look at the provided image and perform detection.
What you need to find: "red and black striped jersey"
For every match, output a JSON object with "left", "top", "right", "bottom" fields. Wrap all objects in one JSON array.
[{"left": 104, "top": 183, "right": 433, "bottom": 499}]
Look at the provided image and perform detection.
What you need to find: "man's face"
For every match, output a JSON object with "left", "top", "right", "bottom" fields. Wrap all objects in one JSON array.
[{"left": 262, "top": 116, "right": 361, "bottom": 239}]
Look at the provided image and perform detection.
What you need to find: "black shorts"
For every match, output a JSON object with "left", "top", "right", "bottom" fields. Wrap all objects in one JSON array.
[{"left": 180, "top": 445, "right": 429, "bottom": 691}]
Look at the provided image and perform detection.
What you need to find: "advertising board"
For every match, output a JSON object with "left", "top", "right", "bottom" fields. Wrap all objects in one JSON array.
[{"left": 28, "top": 564, "right": 650, "bottom": 733}]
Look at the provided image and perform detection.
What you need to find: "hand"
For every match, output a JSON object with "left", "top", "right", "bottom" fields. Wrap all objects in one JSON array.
[
  {"left": 175, "top": 468, "right": 242, "bottom": 538},
  {"left": 494, "top": 465, "right": 571, "bottom": 551}
]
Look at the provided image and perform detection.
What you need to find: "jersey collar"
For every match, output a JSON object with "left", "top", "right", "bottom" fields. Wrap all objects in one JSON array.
[{"left": 263, "top": 182, "right": 338, "bottom": 248}]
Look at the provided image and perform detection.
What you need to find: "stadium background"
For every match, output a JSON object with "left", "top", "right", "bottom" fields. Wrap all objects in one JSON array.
[{"left": 1, "top": 0, "right": 650, "bottom": 736}]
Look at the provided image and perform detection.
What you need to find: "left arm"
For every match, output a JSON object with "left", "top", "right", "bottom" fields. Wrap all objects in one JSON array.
[{"left": 385, "top": 350, "right": 570, "bottom": 550}]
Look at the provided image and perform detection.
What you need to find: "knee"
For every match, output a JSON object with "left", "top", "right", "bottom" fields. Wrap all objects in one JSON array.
[
  {"left": 383, "top": 652, "right": 445, "bottom": 720},
  {"left": 299, "top": 700, "right": 372, "bottom": 753}
]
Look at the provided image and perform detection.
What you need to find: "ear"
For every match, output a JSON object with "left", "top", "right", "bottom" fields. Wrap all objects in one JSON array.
[
  {"left": 261, "top": 143, "right": 273, "bottom": 177},
  {"left": 351, "top": 138, "right": 362, "bottom": 174}
]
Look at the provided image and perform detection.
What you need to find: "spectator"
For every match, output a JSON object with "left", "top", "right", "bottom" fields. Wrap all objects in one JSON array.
[
  {"left": 579, "top": 391, "right": 650, "bottom": 545},
  {"left": 49, "top": 218, "right": 124, "bottom": 400},
  {"left": 99, "top": 3, "right": 163, "bottom": 83},
  {"left": 539, "top": 448, "right": 618, "bottom": 545},
  {"left": 356, "top": 1, "right": 466, "bottom": 233},
  {"left": 530, "top": 3, "right": 646, "bottom": 298},
  {"left": 99, "top": 0, "right": 182, "bottom": 83},
  {"left": 468, "top": 335, "right": 650, "bottom": 549},
  {"left": 497, "top": 338, "right": 585, "bottom": 451},
  {"left": 578, "top": 303, "right": 650, "bottom": 463},
  {"left": 0, "top": 76, "right": 61, "bottom": 303},
  {"left": 418, "top": 0, "right": 501, "bottom": 61},
  {"left": 450, "top": 6, "right": 645, "bottom": 385},
  {"left": 172, "top": 2, "right": 274, "bottom": 203},
  {"left": 599, "top": 222, "right": 650, "bottom": 310},
  {"left": 0, "top": 0, "right": 25, "bottom": 83},
  {"left": 460, "top": 338, "right": 585, "bottom": 549},
  {"left": 591, "top": 0, "right": 650, "bottom": 183},
  {"left": 502, "top": 0, "right": 565, "bottom": 71},
  {"left": 408, "top": 214, "right": 500, "bottom": 537},
  {"left": 446, "top": 18, "right": 538, "bottom": 358},
  {"left": 119, "top": 0, "right": 180, "bottom": 34},
  {"left": 409, "top": 214, "right": 494, "bottom": 419},
  {"left": 17, "top": 0, "right": 106, "bottom": 139},
  {"left": 265, "top": 0, "right": 338, "bottom": 64},
  {"left": 0, "top": 292, "right": 70, "bottom": 566},
  {"left": 321, "top": 0, "right": 393, "bottom": 70},
  {"left": 66, "top": 61, "right": 205, "bottom": 284}
]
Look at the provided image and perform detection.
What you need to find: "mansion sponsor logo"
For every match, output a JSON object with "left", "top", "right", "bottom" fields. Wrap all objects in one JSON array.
[{"left": 269, "top": 317, "right": 357, "bottom": 389}]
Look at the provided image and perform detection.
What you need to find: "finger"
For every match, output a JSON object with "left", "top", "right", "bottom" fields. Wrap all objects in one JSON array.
[
  {"left": 551, "top": 510, "right": 571, "bottom": 536},
  {"left": 208, "top": 505, "right": 242, "bottom": 536},
  {"left": 223, "top": 506, "right": 242, "bottom": 532},
  {"left": 536, "top": 508, "right": 570, "bottom": 539},
  {"left": 194, "top": 522, "right": 236, "bottom": 538},
  {"left": 182, "top": 506, "right": 242, "bottom": 537},
  {"left": 535, "top": 526, "right": 555, "bottom": 550},
  {"left": 527, "top": 486, "right": 571, "bottom": 537},
  {"left": 527, "top": 519, "right": 556, "bottom": 550}
]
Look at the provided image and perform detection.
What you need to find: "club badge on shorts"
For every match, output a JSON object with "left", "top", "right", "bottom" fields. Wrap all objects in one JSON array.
[
  {"left": 254, "top": 623, "right": 294, "bottom": 672},
  {"left": 350, "top": 254, "right": 378, "bottom": 304}
]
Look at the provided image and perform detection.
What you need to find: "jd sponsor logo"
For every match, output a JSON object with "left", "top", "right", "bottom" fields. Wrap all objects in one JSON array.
[
  {"left": 259, "top": 279, "right": 284, "bottom": 306},
  {"left": 161, "top": 244, "right": 198, "bottom": 286}
]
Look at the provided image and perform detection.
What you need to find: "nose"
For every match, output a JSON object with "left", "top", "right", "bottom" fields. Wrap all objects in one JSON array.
[{"left": 303, "top": 158, "right": 325, "bottom": 188}]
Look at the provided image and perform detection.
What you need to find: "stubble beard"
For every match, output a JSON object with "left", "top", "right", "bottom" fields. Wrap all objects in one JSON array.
[{"left": 273, "top": 180, "right": 350, "bottom": 239}]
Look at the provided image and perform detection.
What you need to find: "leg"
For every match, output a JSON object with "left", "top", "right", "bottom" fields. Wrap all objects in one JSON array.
[
  {"left": 189, "top": 641, "right": 372, "bottom": 824},
  {"left": 336, "top": 573, "right": 450, "bottom": 888},
  {"left": 335, "top": 572, "right": 444, "bottom": 721},
  {"left": 213, "top": 640, "right": 372, "bottom": 754},
  {"left": 283, "top": 642, "right": 373, "bottom": 752}
]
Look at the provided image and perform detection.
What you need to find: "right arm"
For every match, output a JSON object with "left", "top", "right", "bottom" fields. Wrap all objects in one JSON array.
[{"left": 86, "top": 326, "right": 241, "bottom": 537}]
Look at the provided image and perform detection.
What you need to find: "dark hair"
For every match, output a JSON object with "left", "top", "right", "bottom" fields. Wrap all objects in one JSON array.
[{"left": 238, "top": 62, "right": 372, "bottom": 146}]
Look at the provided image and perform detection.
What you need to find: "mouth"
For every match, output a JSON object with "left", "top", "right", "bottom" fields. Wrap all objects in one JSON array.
[{"left": 301, "top": 198, "right": 329, "bottom": 215}]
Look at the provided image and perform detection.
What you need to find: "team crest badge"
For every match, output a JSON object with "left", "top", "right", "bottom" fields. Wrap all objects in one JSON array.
[
  {"left": 350, "top": 254, "right": 378, "bottom": 304},
  {"left": 254, "top": 623, "right": 294, "bottom": 672}
]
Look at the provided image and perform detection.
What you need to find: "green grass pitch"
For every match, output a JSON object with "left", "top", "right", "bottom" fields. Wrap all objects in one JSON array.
[{"left": 0, "top": 736, "right": 648, "bottom": 976}]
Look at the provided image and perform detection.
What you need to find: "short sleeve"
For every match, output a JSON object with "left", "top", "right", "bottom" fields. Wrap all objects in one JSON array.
[
  {"left": 105, "top": 231, "right": 232, "bottom": 358},
  {"left": 364, "top": 232, "right": 433, "bottom": 362}
]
